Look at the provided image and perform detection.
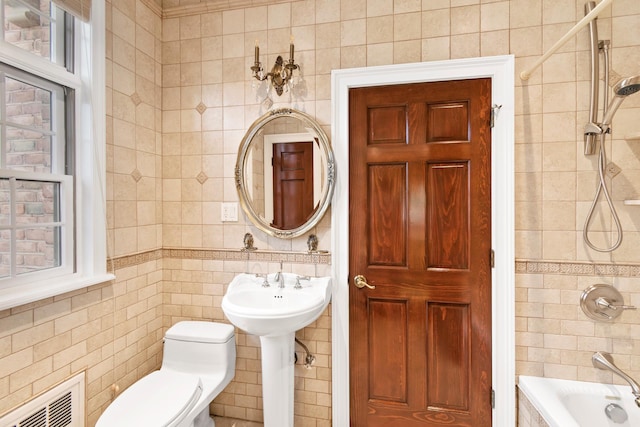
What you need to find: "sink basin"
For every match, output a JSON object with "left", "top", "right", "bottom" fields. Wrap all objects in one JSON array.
[
  {"left": 221, "top": 273, "right": 331, "bottom": 336},
  {"left": 221, "top": 272, "right": 331, "bottom": 427}
]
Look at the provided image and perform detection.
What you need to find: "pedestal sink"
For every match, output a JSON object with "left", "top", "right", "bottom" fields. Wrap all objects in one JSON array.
[{"left": 221, "top": 273, "right": 331, "bottom": 427}]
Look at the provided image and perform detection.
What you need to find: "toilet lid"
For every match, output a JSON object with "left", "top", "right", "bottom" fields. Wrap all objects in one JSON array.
[
  {"left": 165, "top": 321, "right": 234, "bottom": 343},
  {"left": 97, "top": 371, "right": 202, "bottom": 427}
]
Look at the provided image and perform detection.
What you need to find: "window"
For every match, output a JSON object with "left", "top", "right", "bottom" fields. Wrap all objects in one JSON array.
[
  {"left": 0, "top": 64, "right": 73, "bottom": 284},
  {"left": 3, "top": 0, "right": 67, "bottom": 64},
  {"left": 0, "top": 0, "right": 111, "bottom": 309}
]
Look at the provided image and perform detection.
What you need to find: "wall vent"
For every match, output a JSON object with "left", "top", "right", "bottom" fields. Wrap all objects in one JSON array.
[{"left": 0, "top": 372, "right": 85, "bottom": 427}]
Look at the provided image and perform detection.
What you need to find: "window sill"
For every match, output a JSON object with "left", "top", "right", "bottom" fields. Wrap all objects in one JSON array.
[{"left": 0, "top": 273, "right": 115, "bottom": 312}]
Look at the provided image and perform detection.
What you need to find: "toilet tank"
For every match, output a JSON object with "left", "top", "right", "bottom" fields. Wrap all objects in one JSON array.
[{"left": 161, "top": 321, "right": 236, "bottom": 376}]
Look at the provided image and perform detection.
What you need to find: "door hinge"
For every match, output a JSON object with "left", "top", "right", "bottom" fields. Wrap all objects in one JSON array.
[
  {"left": 490, "top": 104, "right": 502, "bottom": 128},
  {"left": 490, "top": 249, "right": 495, "bottom": 268},
  {"left": 491, "top": 388, "right": 495, "bottom": 409}
]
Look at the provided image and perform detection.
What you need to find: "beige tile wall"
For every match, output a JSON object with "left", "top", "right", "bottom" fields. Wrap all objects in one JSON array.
[
  {"left": 1, "top": 0, "right": 167, "bottom": 424},
  {"left": 517, "top": 388, "right": 550, "bottom": 427},
  {"left": 513, "top": 0, "right": 640, "bottom": 403},
  {"left": 516, "top": 265, "right": 640, "bottom": 385},
  {"left": 107, "top": 0, "right": 164, "bottom": 257},
  {"left": 0, "top": 259, "right": 164, "bottom": 425},
  {"left": 1, "top": 0, "right": 640, "bottom": 426}
]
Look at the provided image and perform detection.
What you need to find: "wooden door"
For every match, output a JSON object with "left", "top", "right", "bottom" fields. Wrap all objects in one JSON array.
[
  {"left": 349, "top": 79, "right": 492, "bottom": 426},
  {"left": 272, "top": 141, "right": 314, "bottom": 229}
]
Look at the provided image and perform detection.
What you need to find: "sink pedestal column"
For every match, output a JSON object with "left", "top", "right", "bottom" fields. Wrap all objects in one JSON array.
[{"left": 259, "top": 332, "right": 295, "bottom": 427}]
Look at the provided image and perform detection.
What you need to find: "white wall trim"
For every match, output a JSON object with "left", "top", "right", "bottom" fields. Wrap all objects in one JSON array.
[{"left": 330, "top": 55, "right": 516, "bottom": 426}]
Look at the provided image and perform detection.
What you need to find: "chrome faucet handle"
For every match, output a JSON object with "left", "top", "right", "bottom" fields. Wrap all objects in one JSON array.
[
  {"left": 595, "top": 297, "right": 636, "bottom": 311},
  {"left": 595, "top": 310, "right": 613, "bottom": 320},
  {"left": 262, "top": 277, "right": 270, "bottom": 287},
  {"left": 581, "top": 284, "right": 635, "bottom": 322},
  {"left": 294, "top": 276, "right": 310, "bottom": 289},
  {"left": 254, "top": 273, "right": 270, "bottom": 287}
]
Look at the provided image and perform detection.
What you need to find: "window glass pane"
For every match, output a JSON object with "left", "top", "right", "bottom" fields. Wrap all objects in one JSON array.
[
  {"left": 16, "top": 180, "right": 59, "bottom": 223},
  {"left": 4, "top": 76, "right": 53, "bottom": 172},
  {"left": 5, "top": 126, "right": 52, "bottom": 172},
  {"left": 15, "top": 180, "right": 60, "bottom": 275},
  {"left": 3, "top": 0, "right": 65, "bottom": 64},
  {"left": 5, "top": 76, "right": 52, "bottom": 132},
  {"left": 0, "top": 178, "right": 63, "bottom": 278},
  {"left": 16, "top": 225, "right": 60, "bottom": 274},
  {"left": 0, "top": 178, "right": 9, "bottom": 225}
]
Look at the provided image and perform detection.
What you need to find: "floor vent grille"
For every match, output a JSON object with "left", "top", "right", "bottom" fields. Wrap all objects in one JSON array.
[{"left": 0, "top": 372, "right": 85, "bottom": 427}]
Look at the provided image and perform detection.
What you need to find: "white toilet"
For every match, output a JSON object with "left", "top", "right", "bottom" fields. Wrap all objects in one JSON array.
[{"left": 97, "top": 321, "right": 236, "bottom": 427}]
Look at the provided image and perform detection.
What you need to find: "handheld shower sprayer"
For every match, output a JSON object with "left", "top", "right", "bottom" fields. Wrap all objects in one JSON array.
[
  {"left": 584, "top": 75, "right": 640, "bottom": 136},
  {"left": 581, "top": 0, "right": 640, "bottom": 253},
  {"left": 583, "top": 75, "right": 640, "bottom": 253},
  {"left": 600, "top": 75, "right": 640, "bottom": 132}
]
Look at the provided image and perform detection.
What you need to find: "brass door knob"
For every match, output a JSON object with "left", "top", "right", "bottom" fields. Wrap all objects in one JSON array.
[{"left": 354, "top": 275, "right": 375, "bottom": 289}]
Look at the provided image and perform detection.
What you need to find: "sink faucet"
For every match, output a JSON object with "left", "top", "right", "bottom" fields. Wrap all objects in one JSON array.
[
  {"left": 593, "top": 351, "right": 640, "bottom": 408},
  {"left": 274, "top": 271, "right": 285, "bottom": 288}
]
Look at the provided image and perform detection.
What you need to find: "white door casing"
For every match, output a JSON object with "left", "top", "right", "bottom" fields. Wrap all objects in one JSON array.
[{"left": 330, "top": 55, "right": 516, "bottom": 427}]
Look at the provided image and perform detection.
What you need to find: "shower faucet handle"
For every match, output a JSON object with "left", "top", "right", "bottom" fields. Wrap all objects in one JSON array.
[
  {"left": 580, "top": 284, "right": 635, "bottom": 322},
  {"left": 595, "top": 310, "right": 613, "bottom": 320},
  {"left": 595, "top": 297, "right": 636, "bottom": 311}
]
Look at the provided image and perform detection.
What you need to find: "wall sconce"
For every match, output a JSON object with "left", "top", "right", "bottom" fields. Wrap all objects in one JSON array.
[{"left": 251, "top": 38, "right": 299, "bottom": 96}]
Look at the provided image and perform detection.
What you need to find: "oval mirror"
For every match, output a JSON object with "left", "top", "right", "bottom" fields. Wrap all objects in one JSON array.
[{"left": 235, "top": 108, "right": 335, "bottom": 239}]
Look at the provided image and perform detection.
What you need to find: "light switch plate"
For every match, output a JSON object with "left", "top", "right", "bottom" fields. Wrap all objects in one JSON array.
[{"left": 221, "top": 202, "right": 238, "bottom": 222}]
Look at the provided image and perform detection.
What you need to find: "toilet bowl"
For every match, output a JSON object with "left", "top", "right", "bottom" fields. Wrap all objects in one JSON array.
[{"left": 96, "top": 321, "right": 236, "bottom": 427}]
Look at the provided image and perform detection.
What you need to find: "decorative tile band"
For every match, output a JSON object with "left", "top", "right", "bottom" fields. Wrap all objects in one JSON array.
[
  {"left": 108, "top": 248, "right": 331, "bottom": 270},
  {"left": 107, "top": 249, "right": 163, "bottom": 272},
  {"left": 109, "top": 253, "right": 637, "bottom": 278},
  {"left": 163, "top": 248, "right": 331, "bottom": 264},
  {"left": 516, "top": 260, "right": 640, "bottom": 277}
]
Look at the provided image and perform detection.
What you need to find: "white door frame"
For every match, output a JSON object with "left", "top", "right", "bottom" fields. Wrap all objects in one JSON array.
[{"left": 330, "top": 55, "right": 515, "bottom": 427}]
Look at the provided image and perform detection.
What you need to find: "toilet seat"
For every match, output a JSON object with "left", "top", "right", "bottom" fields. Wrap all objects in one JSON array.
[{"left": 97, "top": 370, "right": 202, "bottom": 427}]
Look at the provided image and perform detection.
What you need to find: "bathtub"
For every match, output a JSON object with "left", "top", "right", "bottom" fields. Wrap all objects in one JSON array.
[{"left": 518, "top": 375, "right": 640, "bottom": 427}]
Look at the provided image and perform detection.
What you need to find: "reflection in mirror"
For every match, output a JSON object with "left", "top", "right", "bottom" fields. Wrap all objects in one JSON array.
[{"left": 235, "top": 109, "right": 335, "bottom": 239}]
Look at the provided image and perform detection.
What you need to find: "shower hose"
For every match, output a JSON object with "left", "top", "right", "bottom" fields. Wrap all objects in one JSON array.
[
  {"left": 582, "top": 132, "right": 623, "bottom": 252},
  {"left": 583, "top": 44, "right": 623, "bottom": 252}
]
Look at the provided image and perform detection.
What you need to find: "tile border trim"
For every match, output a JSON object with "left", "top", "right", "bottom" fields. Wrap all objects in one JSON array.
[
  {"left": 108, "top": 254, "right": 637, "bottom": 277},
  {"left": 107, "top": 248, "right": 163, "bottom": 271},
  {"left": 108, "top": 248, "right": 331, "bottom": 270},
  {"left": 516, "top": 260, "right": 640, "bottom": 277}
]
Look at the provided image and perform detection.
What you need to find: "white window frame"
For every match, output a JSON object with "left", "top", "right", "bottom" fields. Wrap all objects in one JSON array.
[
  {"left": 0, "top": 172, "right": 74, "bottom": 282},
  {"left": 0, "top": 0, "right": 113, "bottom": 310}
]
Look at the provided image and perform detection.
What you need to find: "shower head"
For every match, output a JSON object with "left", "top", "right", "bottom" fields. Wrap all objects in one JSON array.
[
  {"left": 613, "top": 75, "right": 640, "bottom": 96},
  {"left": 601, "top": 75, "right": 640, "bottom": 127}
]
